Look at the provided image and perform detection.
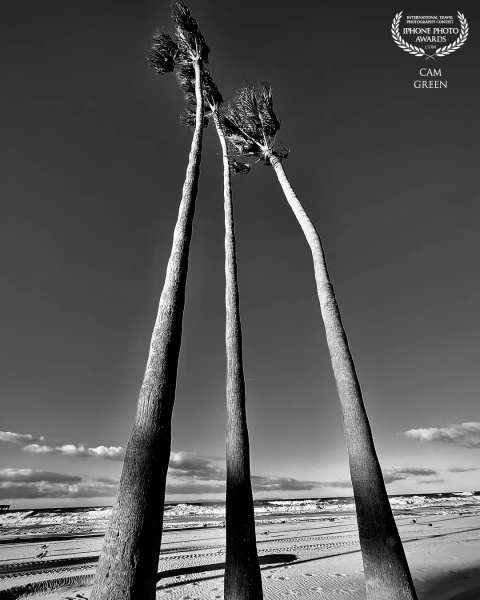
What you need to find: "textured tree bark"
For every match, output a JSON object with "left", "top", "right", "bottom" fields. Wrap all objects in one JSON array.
[
  {"left": 90, "top": 60, "right": 205, "bottom": 600},
  {"left": 270, "top": 155, "right": 418, "bottom": 600},
  {"left": 214, "top": 113, "right": 263, "bottom": 600}
]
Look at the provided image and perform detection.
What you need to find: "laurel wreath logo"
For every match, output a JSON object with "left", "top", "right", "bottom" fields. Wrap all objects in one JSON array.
[{"left": 391, "top": 11, "right": 469, "bottom": 59}]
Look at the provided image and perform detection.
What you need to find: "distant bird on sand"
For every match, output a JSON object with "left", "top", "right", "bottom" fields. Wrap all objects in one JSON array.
[
  {"left": 411, "top": 519, "right": 417, "bottom": 523},
  {"left": 35, "top": 550, "right": 48, "bottom": 558},
  {"left": 427, "top": 523, "right": 433, "bottom": 527}
]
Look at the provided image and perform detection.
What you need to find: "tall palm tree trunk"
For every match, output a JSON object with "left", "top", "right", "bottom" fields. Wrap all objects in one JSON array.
[
  {"left": 269, "top": 155, "right": 417, "bottom": 600},
  {"left": 90, "top": 60, "right": 204, "bottom": 600},
  {"left": 213, "top": 113, "right": 263, "bottom": 600}
]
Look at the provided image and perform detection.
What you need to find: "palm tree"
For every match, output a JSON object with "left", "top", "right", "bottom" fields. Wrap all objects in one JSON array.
[
  {"left": 178, "top": 68, "right": 263, "bottom": 599},
  {"left": 90, "top": 4, "right": 209, "bottom": 600},
  {"left": 222, "top": 83, "right": 418, "bottom": 600}
]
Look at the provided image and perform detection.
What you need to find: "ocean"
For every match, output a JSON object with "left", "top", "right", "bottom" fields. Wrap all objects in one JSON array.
[{"left": 1, "top": 492, "right": 479, "bottom": 539}]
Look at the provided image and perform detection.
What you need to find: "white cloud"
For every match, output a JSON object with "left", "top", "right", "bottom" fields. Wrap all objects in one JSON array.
[
  {"left": 0, "top": 431, "right": 44, "bottom": 445},
  {"left": 447, "top": 467, "right": 477, "bottom": 473},
  {"left": 417, "top": 478, "right": 445, "bottom": 484},
  {"left": 23, "top": 443, "right": 124, "bottom": 461},
  {"left": 316, "top": 467, "right": 439, "bottom": 487},
  {"left": 0, "top": 469, "right": 118, "bottom": 500},
  {"left": 382, "top": 466, "right": 438, "bottom": 483},
  {"left": 22, "top": 444, "right": 53, "bottom": 454},
  {"left": 168, "top": 452, "right": 225, "bottom": 480},
  {"left": 322, "top": 480, "right": 353, "bottom": 488},
  {"left": 87, "top": 446, "right": 124, "bottom": 460},
  {"left": 0, "top": 468, "right": 81, "bottom": 484},
  {"left": 57, "top": 444, "right": 84, "bottom": 455},
  {"left": 1, "top": 431, "right": 125, "bottom": 461},
  {"left": 405, "top": 422, "right": 480, "bottom": 449},
  {"left": 251, "top": 475, "right": 321, "bottom": 492}
]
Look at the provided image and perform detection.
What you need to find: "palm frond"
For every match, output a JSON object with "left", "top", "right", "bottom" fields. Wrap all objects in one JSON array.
[
  {"left": 176, "top": 64, "right": 196, "bottom": 104},
  {"left": 179, "top": 106, "right": 210, "bottom": 128},
  {"left": 176, "top": 65, "right": 222, "bottom": 108},
  {"left": 171, "top": 1, "right": 210, "bottom": 62},
  {"left": 223, "top": 103, "right": 258, "bottom": 145},
  {"left": 148, "top": 28, "right": 178, "bottom": 74},
  {"left": 219, "top": 109, "right": 249, "bottom": 143},
  {"left": 232, "top": 83, "right": 262, "bottom": 136},
  {"left": 257, "top": 82, "right": 281, "bottom": 137},
  {"left": 223, "top": 82, "right": 289, "bottom": 167},
  {"left": 229, "top": 159, "right": 251, "bottom": 175},
  {"left": 275, "top": 140, "right": 290, "bottom": 159},
  {"left": 202, "top": 70, "right": 223, "bottom": 107},
  {"left": 234, "top": 139, "right": 259, "bottom": 155},
  {"left": 221, "top": 106, "right": 242, "bottom": 135},
  {"left": 171, "top": 1, "right": 199, "bottom": 34}
]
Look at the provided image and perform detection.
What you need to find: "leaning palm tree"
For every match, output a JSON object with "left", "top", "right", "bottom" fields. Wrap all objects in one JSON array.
[
  {"left": 222, "top": 83, "right": 418, "bottom": 600},
  {"left": 177, "top": 68, "right": 263, "bottom": 599},
  {"left": 90, "top": 4, "right": 209, "bottom": 600}
]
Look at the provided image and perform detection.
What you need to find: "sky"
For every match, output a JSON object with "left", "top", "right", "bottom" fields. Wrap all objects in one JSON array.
[{"left": 1, "top": 1, "right": 480, "bottom": 508}]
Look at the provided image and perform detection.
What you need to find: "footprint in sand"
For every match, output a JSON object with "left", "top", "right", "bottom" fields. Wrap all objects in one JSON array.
[
  {"left": 310, "top": 586, "right": 323, "bottom": 592},
  {"left": 281, "top": 592, "right": 298, "bottom": 597},
  {"left": 333, "top": 573, "right": 349, "bottom": 577}
]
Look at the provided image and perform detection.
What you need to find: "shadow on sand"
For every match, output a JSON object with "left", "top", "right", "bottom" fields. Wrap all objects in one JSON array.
[
  {"left": 156, "top": 553, "right": 296, "bottom": 586},
  {"left": 417, "top": 566, "right": 480, "bottom": 600}
]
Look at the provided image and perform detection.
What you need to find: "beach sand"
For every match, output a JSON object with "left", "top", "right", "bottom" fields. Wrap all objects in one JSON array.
[{"left": 1, "top": 513, "right": 479, "bottom": 599}]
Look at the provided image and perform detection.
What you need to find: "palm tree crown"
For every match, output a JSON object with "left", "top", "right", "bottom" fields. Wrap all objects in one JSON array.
[
  {"left": 177, "top": 66, "right": 223, "bottom": 128},
  {"left": 221, "top": 83, "right": 289, "bottom": 172},
  {"left": 148, "top": 1, "right": 210, "bottom": 75}
]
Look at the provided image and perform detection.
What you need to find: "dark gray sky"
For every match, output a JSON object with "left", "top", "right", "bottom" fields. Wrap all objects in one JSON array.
[{"left": 1, "top": 1, "right": 480, "bottom": 507}]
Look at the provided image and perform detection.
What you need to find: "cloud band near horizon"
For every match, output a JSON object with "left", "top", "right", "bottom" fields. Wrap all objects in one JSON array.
[
  {"left": 1, "top": 432, "right": 471, "bottom": 501},
  {"left": 405, "top": 422, "right": 480, "bottom": 449}
]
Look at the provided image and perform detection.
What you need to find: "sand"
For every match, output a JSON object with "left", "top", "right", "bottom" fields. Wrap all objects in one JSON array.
[{"left": 1, "top": 514, "right": 479, "bottom": 599}]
